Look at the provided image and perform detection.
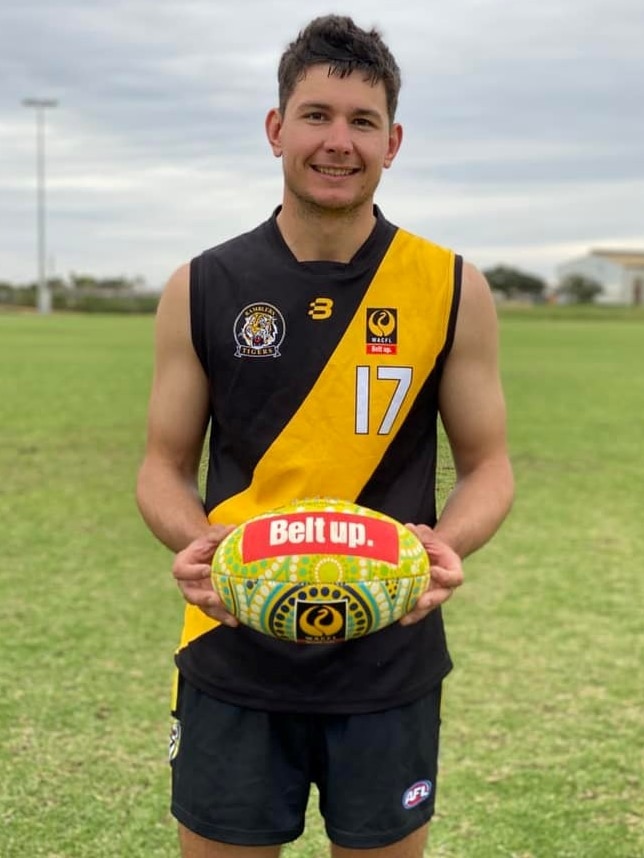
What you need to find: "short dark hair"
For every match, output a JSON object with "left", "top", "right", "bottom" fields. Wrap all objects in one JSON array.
[{"left": 277, "top": 15, "right": 402, "bottom": 122}]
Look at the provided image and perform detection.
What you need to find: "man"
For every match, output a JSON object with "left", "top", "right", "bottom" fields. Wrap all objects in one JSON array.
[{"left": 137, "top": 14, "right": 514, "bottom": 858}]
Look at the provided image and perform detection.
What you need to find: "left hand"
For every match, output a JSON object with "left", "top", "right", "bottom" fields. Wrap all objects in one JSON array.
[
  {"left": 399, "top": 524, "right": 464, "bottom": 626},
  {"left": 172, "top": 526, "right": 239, "bottom": 626}
]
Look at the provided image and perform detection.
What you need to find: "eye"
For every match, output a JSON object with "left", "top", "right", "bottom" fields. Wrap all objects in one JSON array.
[
  {"left": 352, "top": 116, "right": 376, "bottom": 128},
  {"left": 304, "top": 111, "right": 326, "bottom": 122}
]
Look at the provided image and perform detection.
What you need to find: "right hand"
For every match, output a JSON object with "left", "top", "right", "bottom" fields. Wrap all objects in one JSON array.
[
  {"left": 398, "top": 524, "right": 464, "bottom": 626},
  {"left": 172, "top": 526, "right": 239, "bottom": 627}
]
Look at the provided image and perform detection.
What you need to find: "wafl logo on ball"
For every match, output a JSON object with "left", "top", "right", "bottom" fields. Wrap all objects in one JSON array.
[
  {"left": 240, "top": 512, "right": 400, "bottom": 564},
  {"left": 233, "top": 302, "right": 285, "bottom": 358},
  {"left": 295, "top": 598, "right": 348, "bottom": 643}
]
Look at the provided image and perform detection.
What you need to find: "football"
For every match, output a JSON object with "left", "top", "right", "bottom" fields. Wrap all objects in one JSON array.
[{"left": 211, "top": 498, "right": 430, "bottom": 643}]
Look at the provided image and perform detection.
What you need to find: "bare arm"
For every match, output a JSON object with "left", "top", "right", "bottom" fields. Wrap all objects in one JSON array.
[
  {"left": 136, "top": 264, "right": 238, "bottom": 626},
  {"left": 401, "top": 262, "right": 513, "bottom": 626},
  {"left": 136, "top": 263, "right": 212, "bottom": 552},
  {"left": 435, "top": 261, "right": 514, "bottom": 557}
]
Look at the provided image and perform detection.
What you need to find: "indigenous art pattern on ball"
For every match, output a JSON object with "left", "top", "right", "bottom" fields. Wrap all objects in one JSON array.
[{"left": 211, "top": 498, "right": 430, "bottom": 643}]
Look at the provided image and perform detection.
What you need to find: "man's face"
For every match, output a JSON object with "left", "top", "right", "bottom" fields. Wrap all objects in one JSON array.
[{"left": 266, "top": 64, "right": 402, "bottom": 215}]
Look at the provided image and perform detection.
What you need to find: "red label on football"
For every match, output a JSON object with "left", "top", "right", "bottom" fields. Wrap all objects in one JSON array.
[{"left": 241, "top": 512, "right": 400, "bottom": 564}]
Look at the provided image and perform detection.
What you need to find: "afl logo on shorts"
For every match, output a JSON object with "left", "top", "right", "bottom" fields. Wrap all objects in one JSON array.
[
  {"left": 402, "top": 779, "right": 432, "bottom": 809},
  {"left": 234, "top": 303, "right": 286, "bottom": 358}
]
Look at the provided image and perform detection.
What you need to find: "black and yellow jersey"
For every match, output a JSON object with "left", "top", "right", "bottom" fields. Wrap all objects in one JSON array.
[{"left": 175, "top": 207, "right": 461, "bottom": 713}]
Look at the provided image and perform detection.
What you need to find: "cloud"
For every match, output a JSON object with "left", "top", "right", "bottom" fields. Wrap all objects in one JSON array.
[{"left": 1, "top": 0, "right": 643, "bottom": 287}]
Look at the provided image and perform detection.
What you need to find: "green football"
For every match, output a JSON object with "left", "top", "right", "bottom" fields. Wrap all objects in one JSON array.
[{"left": 211, "top": 498, "right": 430, "bottom": 643}]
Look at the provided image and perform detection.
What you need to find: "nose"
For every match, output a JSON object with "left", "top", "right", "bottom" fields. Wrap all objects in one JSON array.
[{"left": 323, "top": 118, "right": 353, "bottom": 155}]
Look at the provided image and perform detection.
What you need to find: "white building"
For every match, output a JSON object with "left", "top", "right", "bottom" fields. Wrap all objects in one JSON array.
[{"left": 557, "top": 249, "right": 644, "bottom": 305}]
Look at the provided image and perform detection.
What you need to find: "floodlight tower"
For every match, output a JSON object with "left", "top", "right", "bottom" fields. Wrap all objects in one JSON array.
[{"left": 22, "top": 97, "right": 58, "bottom": 315}]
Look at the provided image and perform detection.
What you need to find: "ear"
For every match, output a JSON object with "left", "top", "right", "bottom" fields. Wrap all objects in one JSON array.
[
  {"left": 265, "top": 108, "right": 283, "bottom": 157},
  {"left": 383, "top": 122, "right": 403, "bottom": 169}
]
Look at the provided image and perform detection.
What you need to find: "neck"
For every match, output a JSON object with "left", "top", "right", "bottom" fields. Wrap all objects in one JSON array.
[{"left": 276, "top": 198, "right": 376, "bottom": 263}]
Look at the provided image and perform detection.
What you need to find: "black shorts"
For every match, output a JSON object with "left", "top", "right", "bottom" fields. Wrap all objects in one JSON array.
[{"left": 169, "top": 676, "right": 442, "bottom": 849}]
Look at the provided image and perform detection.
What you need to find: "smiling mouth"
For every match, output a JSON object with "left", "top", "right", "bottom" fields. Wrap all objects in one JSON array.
[{"left": 311, "top": 165, "right": 361, "bottom": 177}]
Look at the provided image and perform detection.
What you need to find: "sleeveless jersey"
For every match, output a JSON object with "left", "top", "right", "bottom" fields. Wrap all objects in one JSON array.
[{"left": 174, "top": 207, "right": 462, "bottom": 713}]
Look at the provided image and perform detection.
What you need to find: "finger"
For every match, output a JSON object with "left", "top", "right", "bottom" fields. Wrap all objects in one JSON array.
[
  {"left": 199, "top": 589, "right": 240, "bottom": 626},
  {"left": 423, "top": 587, "right": 455, "bottom": 608},
  {"left": 399, "top": 587, "right": 454, "bottom": 626},
  {"left": 428, "top": 563, "right": 464, "bottom": 589},
  {"left": 405, "top": 522, "right": 433, "bottom": 540},
  {"left": 405, "top": 524, "right": 461, "bottom": 568},
  {"left": 177, "top": 527, "right": 235, "bottom": 565},
  {"left": 176, "top": 577, "right": 215, "bottom": 602},
  {"left": 208, "top": 523, "right": 236, "bottom": 541},
  {"left": 172, "top": 560, "right": 213, "bottom": 582},
  {"left": 199, "top": 602, "right": 240, "bottom": 627},
  {"left": 178, "top": 581, "right": 239, "bottom": 627}
]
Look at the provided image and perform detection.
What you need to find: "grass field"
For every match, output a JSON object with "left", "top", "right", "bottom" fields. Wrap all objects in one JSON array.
[{"left": 0, "top": 308, "right": 642, "bottom": 857}]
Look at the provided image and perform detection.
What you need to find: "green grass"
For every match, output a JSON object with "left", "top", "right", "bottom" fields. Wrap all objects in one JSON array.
[{"left": 1, "top": 309, "right": 642, "bottom": 857}]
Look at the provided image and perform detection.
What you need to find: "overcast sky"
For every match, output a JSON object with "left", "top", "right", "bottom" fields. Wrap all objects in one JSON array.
[{"left": 1, "top": 0, "right": 643, "bottom": 289}]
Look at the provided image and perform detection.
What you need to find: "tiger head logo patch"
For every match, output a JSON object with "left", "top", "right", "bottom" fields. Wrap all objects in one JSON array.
[{"left": 234, "top": 303, "right": 286, "bottom": 358}]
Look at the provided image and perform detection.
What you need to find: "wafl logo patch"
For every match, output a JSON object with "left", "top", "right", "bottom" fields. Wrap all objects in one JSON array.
[
  {"left": 402, "top": 780, "right": 433, "bottom": 809},
  {"left": 234, "top": 303, "right": 285, "bottom": 357},
  {"left": 366, "top": 308, "right": 398, "bottom": 355}
]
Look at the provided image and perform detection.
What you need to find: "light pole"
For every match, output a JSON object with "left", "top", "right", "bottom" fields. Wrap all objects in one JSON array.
[{"left": 22, "top": 97, "right": 58, "bottom": 315}]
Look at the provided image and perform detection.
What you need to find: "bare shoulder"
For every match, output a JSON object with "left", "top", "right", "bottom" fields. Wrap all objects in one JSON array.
[
  {"left": 158, "top": 262, "right": 190, "bottom": 314},
  {"left": 452, "top": 261, "right": 498, "bottom": 352},
  {"left": 146, "top": 259, "right": 208, "bottom": 440},
  {"left": 155, "top": 263, "right": 192, "bottom": 345},
  {"left": 460, "top": 260, "right": 497, "bottom": 318},
  {"left": 165, "top": 262, "right": 190, "bottom": 290}
]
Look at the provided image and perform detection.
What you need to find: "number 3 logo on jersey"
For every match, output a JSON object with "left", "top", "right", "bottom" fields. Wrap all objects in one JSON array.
[{"left": 308, "top": 298, "right": 334, "bottom": 320}]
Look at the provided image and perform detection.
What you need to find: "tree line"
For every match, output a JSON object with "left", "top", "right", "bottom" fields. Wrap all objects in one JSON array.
[
  {"left": 0, "top": 266, "right": 604, "bottom": 312},
  {"left": 0, "top": 273, "right": 159, "bottom": 313},
  {"left": 483, "top": 266, "right": 603, "bottom": 304}
]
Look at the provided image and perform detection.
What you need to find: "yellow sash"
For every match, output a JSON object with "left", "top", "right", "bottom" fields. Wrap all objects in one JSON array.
[{"left": 179, "top": 229, "right": 455, "bottom": 648}]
